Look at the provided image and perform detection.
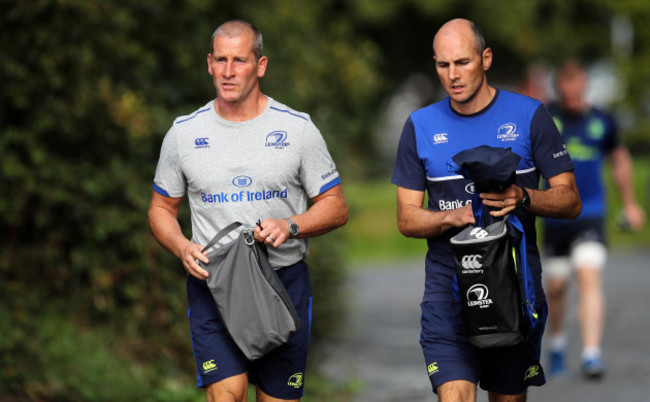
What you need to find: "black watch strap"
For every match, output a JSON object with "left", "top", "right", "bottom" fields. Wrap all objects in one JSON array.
[
  {"left": 516, "top": 186, "right": 530, "bottom": 211},
  {"left": 285, "top": 218, "right": 299, "bottom": 238}
]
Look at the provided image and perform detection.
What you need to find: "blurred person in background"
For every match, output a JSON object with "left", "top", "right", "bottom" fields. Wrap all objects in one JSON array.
[{"left": 544, "top": 60, "right": 645, "bottom": 379}]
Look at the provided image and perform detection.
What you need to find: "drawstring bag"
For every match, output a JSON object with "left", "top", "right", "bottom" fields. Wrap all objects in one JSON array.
[
  {"left": 448, "top": 146, "right": 541, "bottom": 348},
  {"left": 197, "top": 222, "right": 301, "bottom": 360},
  {"left": 450, "top": 217, "right": 524, "bottom": 348}
]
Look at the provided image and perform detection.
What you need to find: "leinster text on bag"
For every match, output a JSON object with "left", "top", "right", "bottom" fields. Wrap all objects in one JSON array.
[{"left": 451, "top": 219, "right": 524, "bottom": 348}]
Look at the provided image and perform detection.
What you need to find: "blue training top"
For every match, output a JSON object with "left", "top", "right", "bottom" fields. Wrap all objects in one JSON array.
[
  {"left": 392, "top": 89, "right": 574, "bottom": 302},
  {"left": 545, "top": 103, "right": 619, "bottom": 223}
]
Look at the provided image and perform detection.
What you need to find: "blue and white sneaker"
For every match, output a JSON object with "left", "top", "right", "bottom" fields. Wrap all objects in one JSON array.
[
  {"left": 582, "top": 356, "right": 605, "bottom": 379},
  {"left": 548, "top": 348, "right": 567, "bottom": 377}
]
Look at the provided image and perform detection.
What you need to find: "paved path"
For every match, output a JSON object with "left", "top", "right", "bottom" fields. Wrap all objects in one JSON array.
[{"left": 321, "top": 250, "right": 650, "bottom": 401}]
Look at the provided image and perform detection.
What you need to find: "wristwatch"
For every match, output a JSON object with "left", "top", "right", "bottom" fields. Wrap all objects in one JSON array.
[
  {"left": 285, "top": 218, "right": 300, "bottom": 238},
  {"left": 516, "top": 186, "right": 531, "bottom": 211}
]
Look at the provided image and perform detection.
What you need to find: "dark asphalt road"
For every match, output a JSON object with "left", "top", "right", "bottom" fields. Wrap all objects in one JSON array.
[{"left": 321, "top": 250, "right": 650, "bottom": 402}]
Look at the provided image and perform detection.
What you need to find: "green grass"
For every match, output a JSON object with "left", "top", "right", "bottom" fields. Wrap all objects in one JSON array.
[
  {"left": 341, "top": 181, "right": 427, "bottom": 264},
  {"left": 341, "top": 156, "right": 650, "bottom": 264}
]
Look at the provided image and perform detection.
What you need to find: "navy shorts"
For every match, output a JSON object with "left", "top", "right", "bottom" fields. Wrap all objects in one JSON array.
[
  {"left": 187, "top": 260, "right": 312, "bottom": 399},
  {"left": 544, "top": 217, "right": 606, "bottom": 257},
  {"left": 420, "top": 300, "right": 547, "bottom": 395}
]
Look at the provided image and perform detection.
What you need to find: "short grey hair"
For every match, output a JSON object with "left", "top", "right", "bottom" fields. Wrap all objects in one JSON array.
[
  {"left": 470, "top": 22, "right": 486, "bottom": 54},
  {"left": 210, "top": 19, "right": 263, "bottom": 61}
]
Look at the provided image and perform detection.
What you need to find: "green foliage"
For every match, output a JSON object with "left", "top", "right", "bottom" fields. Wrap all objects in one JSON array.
[
  {"left": 0, "top": 307, "right": 202, "bottom": 401},
  {"left": 243, "top": 0, "right": 384, "bottom": 173},
  {"left": 348, "top": 0, "right": 650, "bottom": 147},
  {"left": 0, "top": 0, "right": 364, "bottom": 399}
]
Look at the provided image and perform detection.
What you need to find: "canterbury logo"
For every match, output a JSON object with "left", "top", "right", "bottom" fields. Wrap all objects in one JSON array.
[
  {"left": 461, "top": 254, "right": 483, "bottom": 269},
  {"left": 433, "top": 133, "right": 448, "bottom": 144},
  {"left": 202, "top": 359, "right": 217, "bottom": 373},
  {"left": 194, "top": 137, "right": 209, "bottom": 147},
  {"left": 427, "top": 362, "right": 439, "bottom": 375}
]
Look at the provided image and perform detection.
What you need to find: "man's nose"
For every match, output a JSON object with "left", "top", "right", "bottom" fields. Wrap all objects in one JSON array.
[
  {"left": 223, "top": 61, "right": 234, "bottom": 77},
  {"left": 448, "top": 64, "right": 460, "bottom": 81}
]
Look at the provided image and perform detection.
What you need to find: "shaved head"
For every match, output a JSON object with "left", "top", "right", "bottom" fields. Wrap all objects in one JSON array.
[
  {"left": 431, "top": 18, "right": 493, "bottom": 114},
  {"left": 433, "top": 18, "right": 486, "bottom": 56},
  {"left": 211, "top": 19, "right": 263, "bottom": 61}
]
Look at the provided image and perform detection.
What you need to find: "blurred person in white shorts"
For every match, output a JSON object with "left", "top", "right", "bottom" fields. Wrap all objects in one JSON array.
[{"left": 543, "top": 61, "right": 645, "bottom": 379}]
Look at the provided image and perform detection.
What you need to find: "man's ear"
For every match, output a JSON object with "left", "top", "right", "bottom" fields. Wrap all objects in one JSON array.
[
  {"left": 207, "top": 53, "right": 214, "bottom": 76},
  {"left": 257, "top": 56, "right": 268, "bottom": 78},
  {"left": 482, "top": 48, "right": 492, "bottom": 71}
]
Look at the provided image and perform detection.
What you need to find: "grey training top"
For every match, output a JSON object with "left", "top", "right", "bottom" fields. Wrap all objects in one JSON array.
[{"left": 153, "top": 97, "right": 341, "bottom": 268}]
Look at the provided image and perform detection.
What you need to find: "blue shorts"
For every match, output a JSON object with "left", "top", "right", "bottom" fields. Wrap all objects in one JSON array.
[
  {"left": 420, "top": 300, "right": 547, "bottom": 395},
  {"left": 187, "top": 260, "right": 312, "bottom": 399}
]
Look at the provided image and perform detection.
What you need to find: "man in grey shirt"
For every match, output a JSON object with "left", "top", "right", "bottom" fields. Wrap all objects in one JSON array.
[{"left": 148, "top": 19, "right": 348, "bottom": 402}]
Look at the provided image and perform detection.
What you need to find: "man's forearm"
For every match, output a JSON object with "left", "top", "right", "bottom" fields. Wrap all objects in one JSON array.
[
  {"left": 610, "top": 147, "right": 637, "bottom": 207},
  {"left": 398, "top": 203, "right": 475, "bottom": 239},
  {"left": 291, "top": 187, "right": 348, "bottom": 238},
  {"left": 396, "top": 186, "right": 475, "bottom": 239},
  {"left": 148, "top": 206, "right": 191, "bottom": 259},
  {"left": 527, "top": 185, "right": 581, "bottom": 219},
  {"left": 398, "top": 206, "right": 450, "bottom": 238}
]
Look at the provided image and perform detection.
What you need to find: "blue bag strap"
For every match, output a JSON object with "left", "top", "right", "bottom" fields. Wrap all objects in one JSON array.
[
  {"left": 507, "top": 214, "right": 539, "bottom": 324},
  {"left": 471, "top": 193, "right": 487, "bottom": 227}
]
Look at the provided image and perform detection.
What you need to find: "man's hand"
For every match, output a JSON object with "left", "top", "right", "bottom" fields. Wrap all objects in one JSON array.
[
  {"left": 397, "top": 186, "right": 475, "bottom": 238},
  {"left": 254, "top": 218, "right": 290, "bottom": 248},
  {"left": 623, "top": 203, "right": 646, "bottom": 231},
  {"left": 479, "top": 184, "right": 521, "bottom": 217},
  {"left": 181, "top": 240, "right": 210, "bottom": 280},
  {"left": 149, "top": 191, "right": 211, "bottom": 280},
  {"left": 443, "top": 203, "right": 476, "bottom": 228}
]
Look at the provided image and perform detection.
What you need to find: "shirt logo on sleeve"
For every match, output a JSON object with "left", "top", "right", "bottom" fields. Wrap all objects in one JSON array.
[
  {"left": 433, "top": 133, "right": 448, "bottom": 145},
  {"left": 553, "top": 143, "right": 570, "bottom": 159},
  {"left": 321, "top": 164, "right": 338, "bottom": 181},
  {"left": 265, "top": 131, "right": 290, "bottom": 149},
  {"left": 497, "top": 123, "right": 518, "bottom": 141}
]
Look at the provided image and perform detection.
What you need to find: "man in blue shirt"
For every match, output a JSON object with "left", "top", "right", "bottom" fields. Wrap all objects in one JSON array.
[
  {"left": 544, "top": 61, "right": 645, "bottom": 379},
  {"left": 392, "top": 19, "right": 581, "bottom": 401}
]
